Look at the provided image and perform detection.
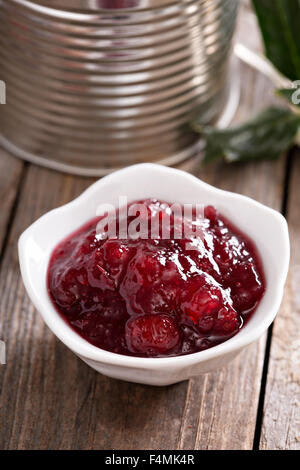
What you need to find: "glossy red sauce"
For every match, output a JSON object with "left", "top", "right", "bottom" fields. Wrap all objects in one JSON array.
[{"left": 47, "top": 199, "right": 265, "bottom": 358}]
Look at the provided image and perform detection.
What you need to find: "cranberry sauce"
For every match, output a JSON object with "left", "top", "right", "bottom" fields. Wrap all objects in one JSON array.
[{"left": 47, "top": 199, "right": 265, "bottom": 358}]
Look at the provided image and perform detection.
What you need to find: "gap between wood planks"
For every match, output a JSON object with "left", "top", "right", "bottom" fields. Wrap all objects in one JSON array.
[
  {"left": 253, "top": 147, "right": 296, "bottom": 450},
  {"left": 0, "top": 163, "right": 27, "bottom": 266}
]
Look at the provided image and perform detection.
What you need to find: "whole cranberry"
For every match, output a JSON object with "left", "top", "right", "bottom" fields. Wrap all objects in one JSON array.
[{"left": 125, "top": 314, "right": 180, "bottom": 355}]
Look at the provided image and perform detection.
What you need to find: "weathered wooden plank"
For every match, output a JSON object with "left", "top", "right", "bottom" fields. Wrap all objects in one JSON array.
[
  {"left": 0, "top": 149, "right": 24, "bottom": 256},
  {"left": 177, "top": 339, "right": 266, "bottom": 450},
  {"left": 259, "top": 151, "right": 300, "bottom": 450},
  {"left": 0, "top": 166, "right": 95, "bottom": 450}
]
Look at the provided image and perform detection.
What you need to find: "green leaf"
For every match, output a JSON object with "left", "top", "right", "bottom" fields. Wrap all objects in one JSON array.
[
  {"left": 252, "top": 0, "right": 300, "bottom": 81},
  {"left": 277, "top": 87, "right": 300, "bottom": 108},
  {"left": 192, "top": 106, "right": 300, "bottom": 164}
]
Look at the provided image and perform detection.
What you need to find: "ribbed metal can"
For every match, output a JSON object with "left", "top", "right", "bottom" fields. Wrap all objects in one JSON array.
[{"left": 0, "top": 0, "right": 238, "bottom": 176}]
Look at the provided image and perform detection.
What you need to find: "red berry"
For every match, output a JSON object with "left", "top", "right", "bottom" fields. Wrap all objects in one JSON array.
[
  {"left": 120, "top": 249, "right": 180, "bottom": 316},
  {"left": 204, "top": 205, "right": 217, "bottom": 223},
  {"left": 214, "top": 307, "right": 240, "bottom": 333},
  {"left": 181, "top": 283, "right": 221, "bottom": 330},
  {"left": 125, "top": 314, "right": 180, "bottom": 354}
]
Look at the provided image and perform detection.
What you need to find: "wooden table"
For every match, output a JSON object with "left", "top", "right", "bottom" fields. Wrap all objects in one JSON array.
[{"left": 0, "top": 1, "right": 299, "bottom": 450}]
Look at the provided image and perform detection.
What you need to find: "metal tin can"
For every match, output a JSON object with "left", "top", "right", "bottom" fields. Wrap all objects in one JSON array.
[{"left": 0, "top": 0, "right": 238, "bottom": 175}]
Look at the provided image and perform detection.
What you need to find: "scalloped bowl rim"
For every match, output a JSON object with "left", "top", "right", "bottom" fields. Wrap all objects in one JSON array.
[{"left": 18, "top": 163, "right": 290, "bottom": 370}]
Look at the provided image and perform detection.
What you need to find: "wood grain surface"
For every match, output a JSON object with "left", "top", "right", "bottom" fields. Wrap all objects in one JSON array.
[
  {"left": 0, "top": 1, "right": 299, "bottom": 450},
  {"left": 259, "top": 149, "right": 300, "bottom": 450},
  {"left": 0, "top": 152, "right": 24, "bottom": 256}
]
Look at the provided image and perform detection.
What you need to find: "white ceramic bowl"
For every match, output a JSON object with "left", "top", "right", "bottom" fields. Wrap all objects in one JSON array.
[{"left": 18, "top": 164, "right": 290, "bottom": 386}]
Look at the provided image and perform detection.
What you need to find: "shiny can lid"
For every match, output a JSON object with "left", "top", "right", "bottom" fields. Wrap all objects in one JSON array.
[{"left": 10, "top": 0, "right": 177, "bottom": 11}]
